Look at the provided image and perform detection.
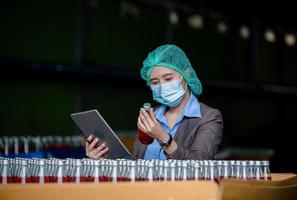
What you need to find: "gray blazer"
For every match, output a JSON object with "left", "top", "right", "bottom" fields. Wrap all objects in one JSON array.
[{"left": 132, "top": 102, "right": 223, "bottom": 160}]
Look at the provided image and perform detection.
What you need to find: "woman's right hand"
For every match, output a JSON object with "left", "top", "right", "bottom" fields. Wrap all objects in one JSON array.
[{"left": 85, "top": 135, "right": 109, "bottom": 159}]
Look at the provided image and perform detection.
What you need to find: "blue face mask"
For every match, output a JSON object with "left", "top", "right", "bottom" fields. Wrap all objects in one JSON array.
[{"left": 150, "top": 77, "right": 186, "bottom": 107}]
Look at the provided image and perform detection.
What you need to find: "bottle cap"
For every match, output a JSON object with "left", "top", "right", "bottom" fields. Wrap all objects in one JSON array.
[{"left": 143, "top": 103, "right": 151, "bottom": 110}]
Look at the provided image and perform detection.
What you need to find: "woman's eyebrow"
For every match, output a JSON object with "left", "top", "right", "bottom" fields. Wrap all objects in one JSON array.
[
  {"left": 150, "top": 77, "right": 158, "bottom": 81},
  {"left": 150, "top": 73, "right": 174, "bottom": 81},
  {"left": 162, "top": 73, "right": 174, "bottom": 77}
]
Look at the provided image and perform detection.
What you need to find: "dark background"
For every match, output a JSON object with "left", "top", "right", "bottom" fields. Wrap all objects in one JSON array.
[{"left": 0, "top": 0, "right": 296, "bottom": 172}]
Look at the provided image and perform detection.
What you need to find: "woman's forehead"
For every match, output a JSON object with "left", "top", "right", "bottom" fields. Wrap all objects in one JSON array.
[{"left": 150, "top": 66, "right": 179, "bottom": 78}]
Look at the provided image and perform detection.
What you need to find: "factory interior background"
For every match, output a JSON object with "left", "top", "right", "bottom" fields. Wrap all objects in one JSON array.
[{"left": 0, "top": 0, "right": 297, "bottom": 173}]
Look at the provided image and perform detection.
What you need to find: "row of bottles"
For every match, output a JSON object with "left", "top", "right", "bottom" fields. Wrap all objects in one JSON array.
[
  {"left": 0, "top": 158, "right": 271, "bottom": 184},
  {"left": 0, "top": 136, "right": 84, "bottom": 155}
]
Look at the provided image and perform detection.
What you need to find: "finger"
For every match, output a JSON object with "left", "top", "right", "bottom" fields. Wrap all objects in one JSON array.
[
  {"left": 88, "top": 144, "right": 104, "bottom": 159},
  {"left": 138, "top": 121, "right": 148, "bottom": 133},
  {"left": 140, "top": 108, "right": 154, "bottom": 123},
  {"left": 91, "top": 143, "right": 107, "bottom": 155},
  {"left": 139, "top": 112, "right": 151, "bottom": 132},
  {"left": 138, "top": 117, "right": 148, "bottom": 132},
  {"left": 86, "top": 135, "right": 93, "bottom": 143},
  {"left": 149, "top": 108, "right": 158, "bottom": 123},
  {"left": 85, "top": 135, "right": 93, "bottom": 148},
  {"left": 140, "top": 109, "right": 154, "bottom": 127},
  {"left": 87, "top": 137, "right": 100, "bottom": 152},
  {"left": 93, "top": 147, "right": 109, "bottom": 159}
]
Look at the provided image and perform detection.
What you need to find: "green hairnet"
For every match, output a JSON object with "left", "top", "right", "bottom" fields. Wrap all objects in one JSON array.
[{"left": 140, "top": 44, "right": 202, "bottom": 96}]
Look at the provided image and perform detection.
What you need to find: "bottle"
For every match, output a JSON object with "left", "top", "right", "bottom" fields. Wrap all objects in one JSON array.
[
  {"left": 203, "top": 160, "right": 209, "bottom": 180},
  {"left": 235, "top": 160, "right": 241, "bottom": 179},
  {"left": 261, "top": 160, "right": 272, "bottom": 180},
  {"left": 247, "top": 160, "right": 255, "bottom": 180},
  {"left": 130, "top": 160, "right": 136, "bottom": 183},
  {"left": 20, "top": 160, "right": 27, "bottom": 184},
  {"left": 254, "top": 161, "right": 261, "bottom": 180},
  {"left": 138, "top": 103, "right": 154, "bottom": 144},
  {"left": 209, "top": 161, "right": 215, "bottom": 181},
  {"left": 182, "top": 160, "right": 188, "bottom": 181},
  {"left": 241, "top": 161, "right": 248, "bottom": 180},
  {"left": 57, "top": 160, "right": 64, "bottom": 184},
  {"left": 111, "top": 160, "right": 117, "bottom": 183},
  {"left": 38, "top": 160, "right": 45, "bottom": 184},
  {"left": 216, "top": 160, "right": 223, "bottom": 181},
  {"left": 222, "top": 160, "right": 229, "bottom": 180},
  {"left": 148, "top": 161, "right": 154, "bottom": 182},
  {"left": 1, "top": 159, "right": 8, "bottom": 184},
  {"left": 229, "top": 160, "right": 236, "bottom": 178},
  {"left": 170, "top": 161, "right": 176, "bottom": 182}
]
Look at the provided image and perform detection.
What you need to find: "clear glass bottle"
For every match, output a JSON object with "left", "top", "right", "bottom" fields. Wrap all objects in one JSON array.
[
  {"left": 182, "top": 160, "right": 188, "bottom": 181},
  {"left": 194, "top": 161, "right": 200, "bottom": 181},
  {"left": 20, "top": 160, "right": 27, "bottom": 185},
  {"left": 235, "top": 160, "right": 241, "bottom": 179},
  {"left": 130, "top": 160, "right": 136, "bottom": 183},
  {"left": 0, "top": 159, "right": 8, "bottom": 184},
  {"left": 57, "top": 159, "right": 64, "bottom": 184},
  {"left": 241, "top": 161, "right": 248, "bottom": 180},
  {"left": 254, "top": 161, "right": 262, "bottom": 180},
  {"left": 216, "top": 160, "right": 223, "bottom": 181},
  {"left": 170, "top": 161, "right": 176, "bottom": 182},
  {"left": 94, "top": 160, "right": 100, "bottom": 183},
  {"left": 261, "top": 160, "right": 272, "bottom": 180},
  {"left": 138, "top": 103, "right": 154, "bottom": 144},
  {"left": 148, "top": 161, "right": 154, "bottom": 182},
  {"left": 222, "top": 160, "right": 229, "bottom": 180},
  {"left": 247, "top": 160, "right": 255, "bottom": 180}
]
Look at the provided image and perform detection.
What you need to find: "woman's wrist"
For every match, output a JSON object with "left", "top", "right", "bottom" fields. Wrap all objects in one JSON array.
[
  {"left": 164, "top": 140, "right": 177, "bottom": 155},
  {"left": 156, "top": 130, "right": 170, "bottom": 142}
]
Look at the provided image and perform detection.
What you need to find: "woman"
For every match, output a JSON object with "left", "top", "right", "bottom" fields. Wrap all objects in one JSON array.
[{"left": 86, "top": 44, "right": 223, "bottom": 160}]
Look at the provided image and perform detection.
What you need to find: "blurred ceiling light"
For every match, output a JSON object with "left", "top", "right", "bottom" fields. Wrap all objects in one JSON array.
[
  {"left": 119, "top": 1, "right": 140, "bottom": 18},
  {"left": 169, "top": 10, "right": 179, "bottom": 25},
  {"left": 217, "top": 21, "right": 228, "bottom": 34},
  {"left": 284, "top": 33, "right": 296, "bottom": 46},
  {"left": 239, "top": 25, "right": 250, "bottom": 39},
  {"left": 264, "top": 29, "right": 276, "bottom": 43},
  {"left": 188, "top": 14, "right": 203, "bottom": 29}
]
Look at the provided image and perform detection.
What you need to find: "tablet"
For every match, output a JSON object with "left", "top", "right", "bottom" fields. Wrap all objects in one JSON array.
[{"left": 70, "top": 109, "right": 133, "bottom": 159}]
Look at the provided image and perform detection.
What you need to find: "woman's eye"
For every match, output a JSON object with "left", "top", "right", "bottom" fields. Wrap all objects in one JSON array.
[
  {"left": 152, "top": 82, "right": 158, "bottom": 85},
  {"left": 165, "top": 78, "right": 172, "bottom": 81}
]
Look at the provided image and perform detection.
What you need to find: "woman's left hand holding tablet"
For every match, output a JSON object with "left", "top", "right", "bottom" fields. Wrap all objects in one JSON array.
[{"left": 85, "top": 135, "right": 109, "bottom": 159}]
